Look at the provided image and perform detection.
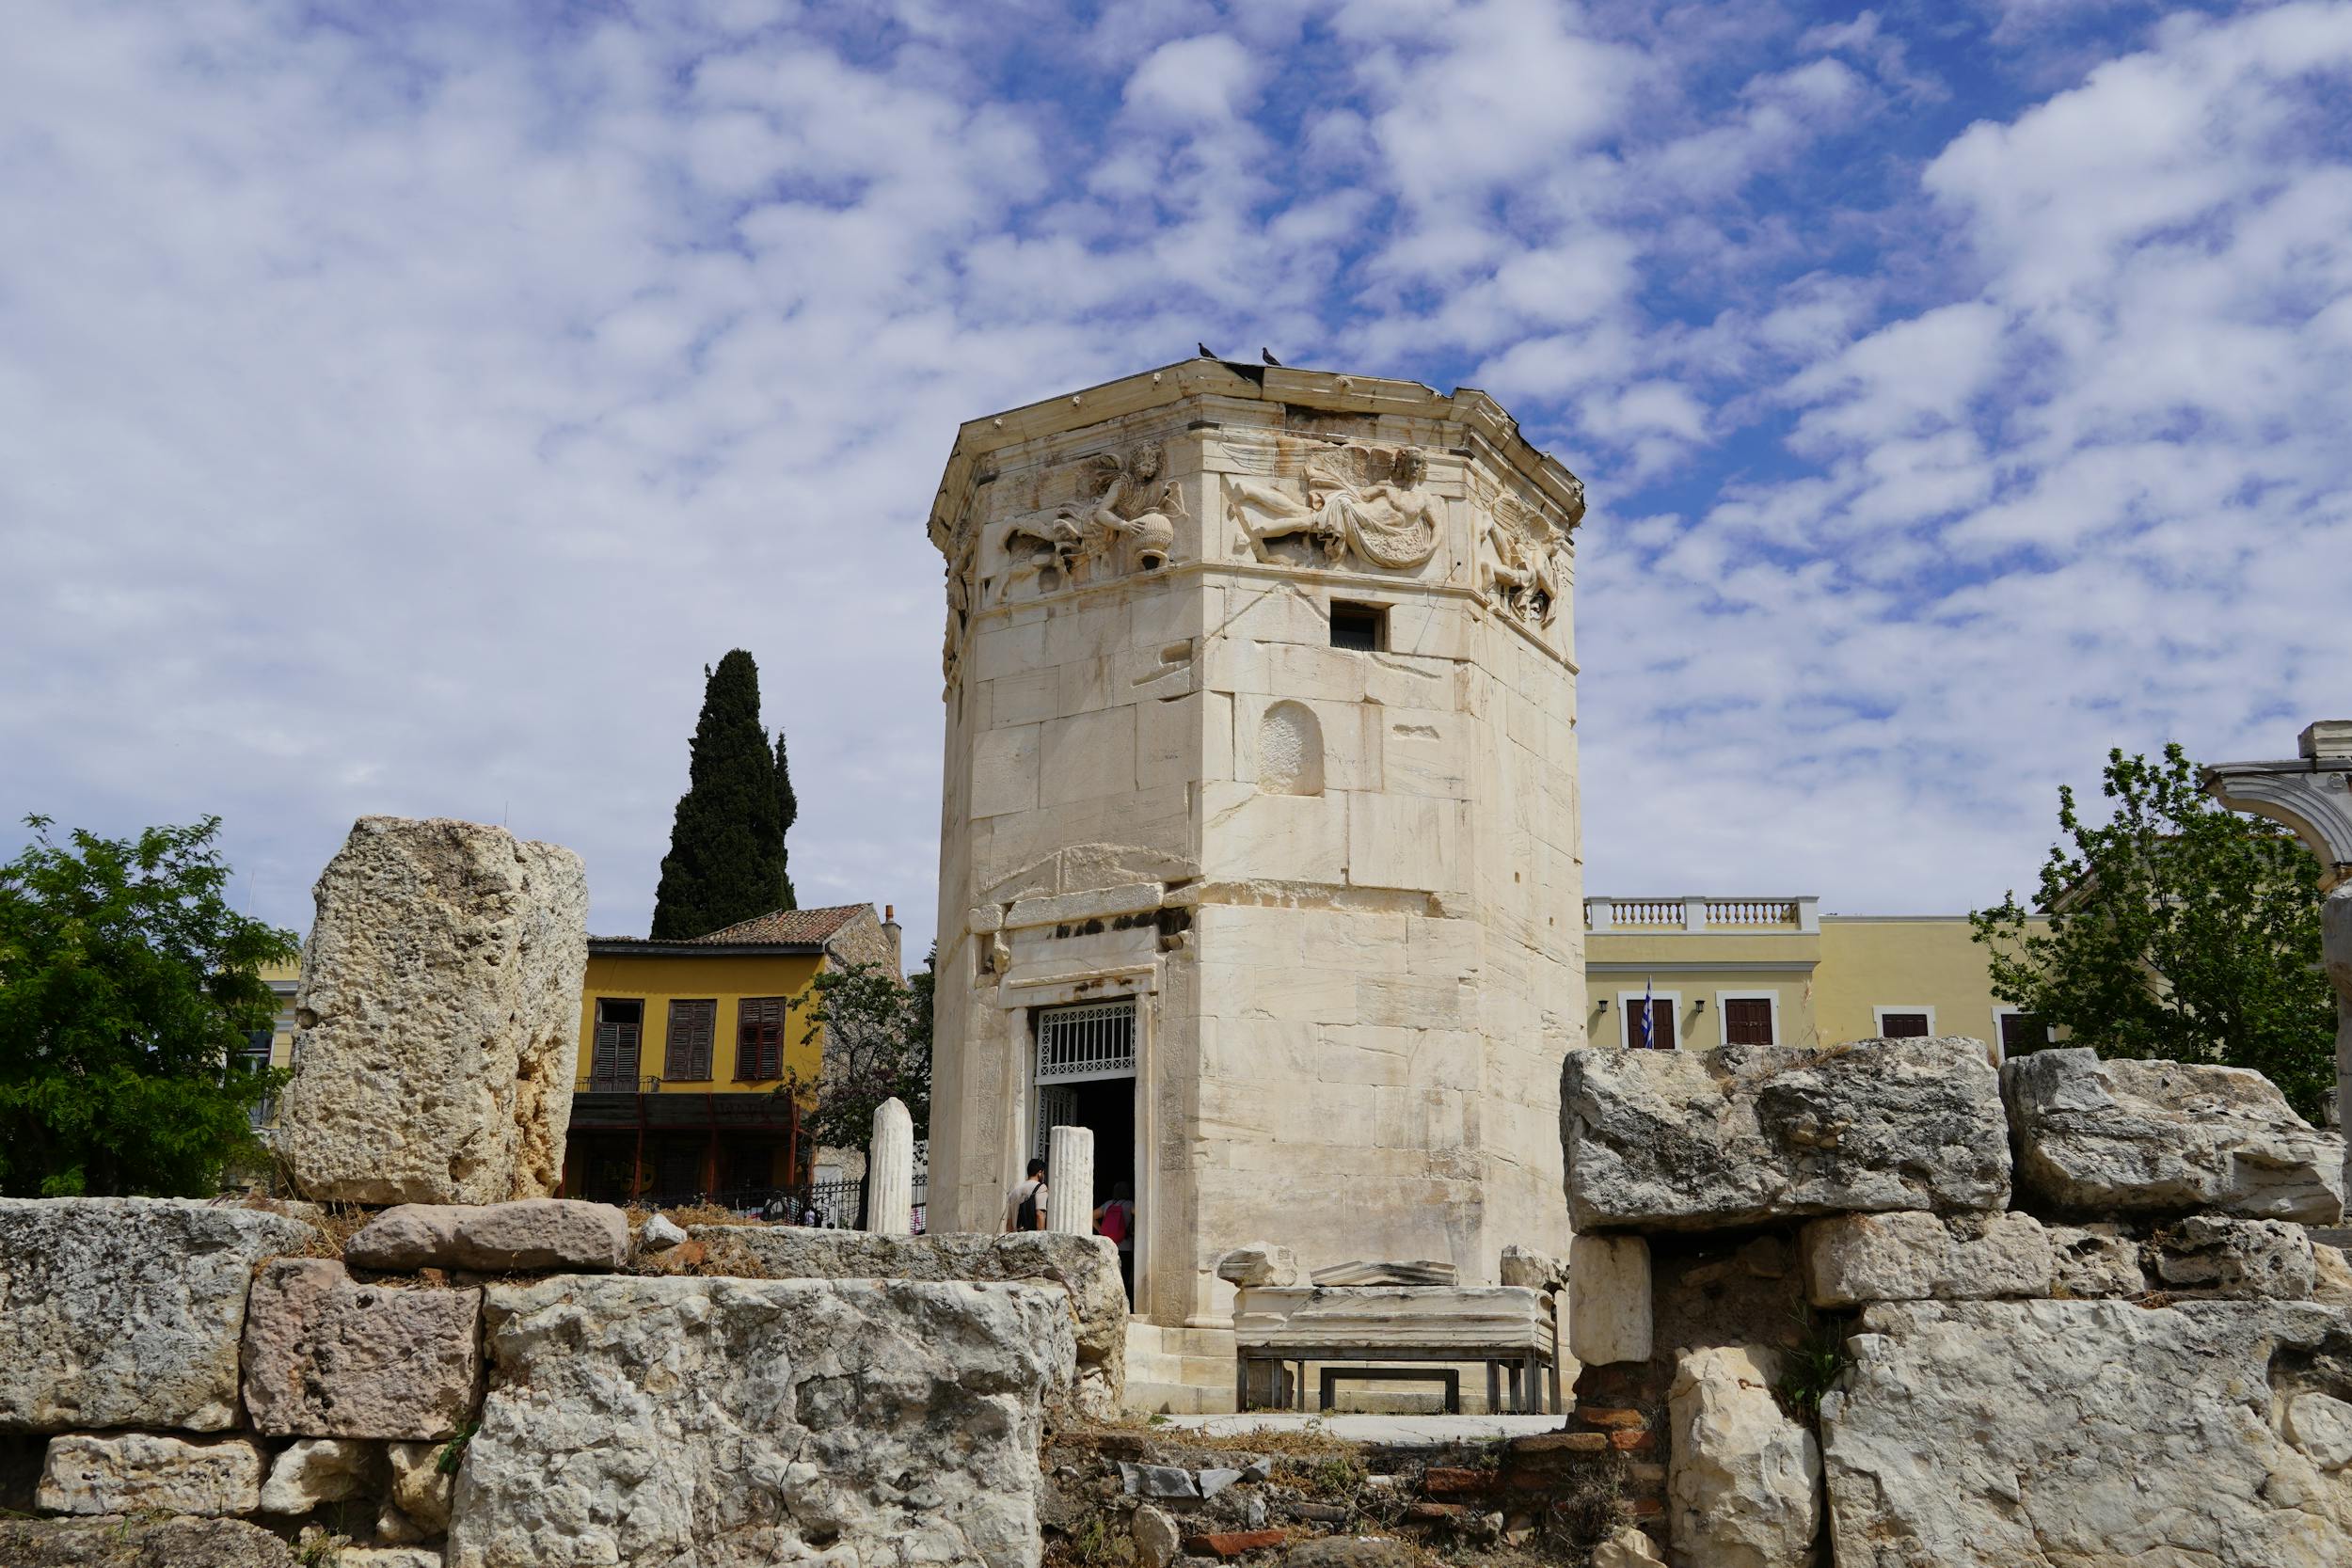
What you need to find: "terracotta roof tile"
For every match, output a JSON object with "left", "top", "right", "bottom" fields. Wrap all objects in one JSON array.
[{"left": 690, "top": 904, "right": 869, "bottom": 945}]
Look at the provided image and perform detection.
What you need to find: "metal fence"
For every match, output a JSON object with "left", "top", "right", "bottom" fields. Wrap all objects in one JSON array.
[{"left": 630, "top": 1175, "right": 928, "bottom": 1233}]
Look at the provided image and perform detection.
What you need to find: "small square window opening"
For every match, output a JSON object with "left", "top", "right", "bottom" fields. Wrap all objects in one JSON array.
[{"left": 1330, "top": 601, "right": 1386, "bottom": 651}]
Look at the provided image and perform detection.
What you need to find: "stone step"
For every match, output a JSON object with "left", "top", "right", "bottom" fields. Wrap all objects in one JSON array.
[
  {"left": 1125, "top": 1352, "right": 1233, "bottom": 1388},
  {"left": 1121, "top": 1378, "right": 1238, "bottom": 1417},
  {"left": 1124, "top": 1323, "right": 1236, "bottom": 1360}
]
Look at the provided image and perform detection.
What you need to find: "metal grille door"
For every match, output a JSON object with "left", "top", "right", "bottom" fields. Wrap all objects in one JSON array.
[
  {"left": 1034, "top": 1084, "right": 1078, "bottom": 1163},
  {"left": 1035, "top": 1000, "right": 1136, "bottom": 1084}
]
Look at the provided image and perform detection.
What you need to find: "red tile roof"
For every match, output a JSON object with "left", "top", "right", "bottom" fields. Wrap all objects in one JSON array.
[{"left": 691, "top": 904, "right": 869, "bottom": 944}]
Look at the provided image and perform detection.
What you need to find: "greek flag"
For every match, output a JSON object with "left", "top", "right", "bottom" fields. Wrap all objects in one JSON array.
[{"left": 1639, "top": 974, "right": 1655, "bottom": 1050}]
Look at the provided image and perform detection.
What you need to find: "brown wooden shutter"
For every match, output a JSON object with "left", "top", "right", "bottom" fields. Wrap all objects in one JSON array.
[
  {"left": 592, "top": 1000, "right": 643, "bottom": 1088},
  {"left": 1999, "top": 1012, "right": 2044, "bottom": 1055},
  {"left": 665, "top": 1000, "right": 717, "bottom": 1082},
  {"left": 1880, "top": 1012, "right": 1931, "bottom": 1039},
  {"left": 1724, "top": 998, "right": 1774, "bottom": 1046},
  {"left": 737, "top": 997, "right": 787, "bottom": 1081},
  {"left": 1637, "top": 999, "right": 1677, "bottom": 1050}
]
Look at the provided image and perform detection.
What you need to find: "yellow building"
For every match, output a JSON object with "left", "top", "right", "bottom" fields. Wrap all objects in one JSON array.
[
  {"left": 1582, "top": 895, "right": 2051, "bottom": 1058},
  {"left": 565, "top": 903, "right": 900, "bottom": 1204}
]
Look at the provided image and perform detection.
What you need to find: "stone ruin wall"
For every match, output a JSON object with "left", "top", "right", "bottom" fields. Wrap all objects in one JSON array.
[{"left": 926, "top": 362, "right": 1587, "bottom": 1322}]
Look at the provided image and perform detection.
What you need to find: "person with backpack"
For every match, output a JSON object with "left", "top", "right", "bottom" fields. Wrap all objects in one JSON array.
[
  {"left": 1003, "top": 1158, "right": 1049, "bottom": 1233},
  {"left": 1093, "top": 1181, "right": 1136, "bottom": 1306}
]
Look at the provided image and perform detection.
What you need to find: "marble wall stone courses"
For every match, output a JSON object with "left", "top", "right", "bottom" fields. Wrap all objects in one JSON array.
[{"left": 971, "top": 725, "right": 1042, "bottom": 818}]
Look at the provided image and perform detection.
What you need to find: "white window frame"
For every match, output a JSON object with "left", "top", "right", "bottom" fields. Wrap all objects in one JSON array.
[
  {"left": 1872, "top": 1004, "right": 1937, "bottom": 1038},
  {"left": 1713, "top": 990, "right": 1781, "bottom": 1048},
  {"left": 1617, "top": 989, "right": 1683, "bottom": 1050}
]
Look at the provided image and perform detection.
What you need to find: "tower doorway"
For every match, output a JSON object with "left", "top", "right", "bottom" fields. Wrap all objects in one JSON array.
[{"left": 1033, "top": 1000, "right": 1139, "bottom": 1303}]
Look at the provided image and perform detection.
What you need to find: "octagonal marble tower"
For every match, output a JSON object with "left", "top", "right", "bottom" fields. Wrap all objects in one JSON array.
[{"left": 927, "top": 359, "right": 1585, "bottom": 1332}]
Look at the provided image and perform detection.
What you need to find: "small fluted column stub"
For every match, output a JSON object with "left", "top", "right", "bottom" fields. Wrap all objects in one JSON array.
[
  {"left": 1047, "top": 1124, "right": 1094, "bottom": 1237},
  {"left": 867, "top": 1097, "right": 915, "bottom": 1236}
]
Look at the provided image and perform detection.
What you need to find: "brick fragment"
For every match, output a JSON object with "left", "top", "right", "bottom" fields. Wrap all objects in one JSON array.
[{"left": 1184, "top": 1528, "right": 1287, "bottom": 1556}]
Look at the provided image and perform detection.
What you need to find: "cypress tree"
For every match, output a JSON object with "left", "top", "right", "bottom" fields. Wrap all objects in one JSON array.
[
  {"left": 651, "top": 651, "right": 789, "bottom": 939},
  {"left": 773, "top": 730, "right": 799, "bottom": 912}
]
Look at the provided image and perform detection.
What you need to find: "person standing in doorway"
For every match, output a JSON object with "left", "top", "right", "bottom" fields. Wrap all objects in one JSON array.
[
  {"left": 1094, "top": 1181, "right": 1136, "bottom": 1307},
  {"left": 1003, "top": 1158, "right": 1049, "bottom": 1232}
]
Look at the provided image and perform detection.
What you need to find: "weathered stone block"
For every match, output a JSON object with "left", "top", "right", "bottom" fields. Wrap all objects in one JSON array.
[
  {"left": 2002, "top": 1048, "right": 2344, "bottom": 1222},
  {"left": 2048, "top": 1223, "right": 2147, "bottom": 1298},
  {"left": 0, "top": 1198, "right": 320, "bottom": 1433},
  {"left": 1500, "top": 1244, "right": 1566, "bottom": 1290},
  {"left": 1216, "top": 1241, "right": 1297, "bottom": 1288},
  {"left": 1802, "top": 1211, "right": 2053, "bottom": 1307},
  {"left": 36, "top": 1433, "right": 263, "bottom": 1516},
  {"left": 242, "top": 1259, "right": 482, "bottom": 1439},
  {"left": 0, "top": 1516, "right": 294, "bottom": 1566},
  {"left": 387, "top": 1440, "right": 453, "bottom": 1532},
  {"left": 345, "top": 1199, "right": 628, "bottom": 1273},
  {"left": 2317, "top": 1242, "right": 2352, "bottom": 1305},
  {"left": 258, "top": 1438, "right": 381, "bottom": 1514},
  {"left": 1568, "top": 1234, "right": 1651, "bottom": 1366},
  {"left": 1821, "top": 1299, "right": 2352, "bottom": 1565},
  {"left": 688, "top": 1227, "right": 1122, "bottom": 1418},
  {"left": 279, "top": 816, "right": 588, "bottom": 1205},
  {"left": 1668, "top": 1344, "right": 1820, "bottom": 1568},
  {"left": 2148, "top": 1214, "right": 2314, "bottom": 1299},
  {"left": 446, "top": 1275, "right": 1072, "bottom": 1568},
  {"left": 1561, "top": 1039, "right": 2010, "bottom": 1231},
  {"left": 340, "top": 1552, "right": 446, "bottom": 1568}
]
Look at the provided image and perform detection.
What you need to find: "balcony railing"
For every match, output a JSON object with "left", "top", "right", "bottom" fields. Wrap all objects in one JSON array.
[
  {"left": 579, "top": 1075, "right": 662, "bottom": 1096},
  {"left": 1584, "top": 895, "right": 1820, "bottom": 934}
]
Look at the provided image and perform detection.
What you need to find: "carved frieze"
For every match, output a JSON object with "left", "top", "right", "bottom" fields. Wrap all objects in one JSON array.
[
  {"left": 1478, "top": 492, "right": 1568, "bottom": 629},
  {"left": 993, "top": 442, "right": 1184, "bottom": 603},
  {"left": 1221, "top": 438, "right": 1442, "bottom": 573}
]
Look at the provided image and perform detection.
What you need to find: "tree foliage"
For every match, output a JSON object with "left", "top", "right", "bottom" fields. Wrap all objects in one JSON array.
[
  {"left": 651, "top": 650, "right": 797, "bottom": 939},
  {"left": 772, "top": 729, "right": 799, "bottom": 913},
  {"left": 0, "top": 816, "right": 297, "bottom": 1196},
  {"left": 792, "top": 958, "right": 932, "bottom": 1165},
  {"left": 1971, "top": 745, "right": 2333, "bottom": 1118}
]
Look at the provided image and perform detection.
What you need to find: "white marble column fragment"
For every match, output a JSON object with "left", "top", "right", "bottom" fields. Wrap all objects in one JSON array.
[
  {"left": 2204, "top": 721, "right": 2352, "bottom": 1195},
  {"left": 1048, "top": 1124, "right": 1094, "bottom": 1238},
  {"left": 867, "top": 1098, "right": 914, "bottom": 1236}
]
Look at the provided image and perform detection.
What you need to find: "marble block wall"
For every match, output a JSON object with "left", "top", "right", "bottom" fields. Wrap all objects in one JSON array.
[{"left": 926, "top": 360, "right": 1587, "bottom": 1325}]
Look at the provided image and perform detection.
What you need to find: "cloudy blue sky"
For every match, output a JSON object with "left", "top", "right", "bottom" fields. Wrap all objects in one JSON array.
[{"left": 4, "top": 0, "right": 2348, "bottom": 951}]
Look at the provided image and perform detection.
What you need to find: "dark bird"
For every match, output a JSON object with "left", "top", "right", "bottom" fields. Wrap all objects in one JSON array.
[
  {"left": 1198, "top": 341, "right": 1216, "bottom": 358},
  {"left": 1262, "top": 347, "right": 1282, "bottom": 366}
]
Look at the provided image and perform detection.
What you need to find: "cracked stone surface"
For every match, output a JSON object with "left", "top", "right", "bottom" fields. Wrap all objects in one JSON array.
[
  {"left": 445, "top": 1275, "right": 1072, "bottom": 1568},
  {"left": 0, "top": 1198, "right": 320, "bottom": 1433},
  {"left": 242, "top": 1259, "right": 482, "bottom": 1440}
]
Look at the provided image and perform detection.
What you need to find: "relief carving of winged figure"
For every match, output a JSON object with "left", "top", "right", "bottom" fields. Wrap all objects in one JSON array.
[
  {"left": 999, "top": 443, "right": 1184, "bottom": 599},
  {"left": 1483, "top": 495, "right": 1565, "bottom": 627},
  {"left": 1223, "top": 441, "right": 1441, "bottom": 571}
]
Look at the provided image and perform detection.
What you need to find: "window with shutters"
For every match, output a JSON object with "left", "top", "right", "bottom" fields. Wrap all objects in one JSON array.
[
  {"left": 1619, "top": 993, "right": 1678, "bottom": 1050},
  {"left": 665, "top": 999, "right": 717, "bottom": 1082},
  {"left": 1875, "top": 1007, "right": 1933, "bottom": 1039},
  {"left": 736, "top": 996, "right": 789, "bottom": 1081},
  {"left": 1722, "top": 995, "right": 1776, "bottom": 1046},
  {"left": 591, "top": 999, "right": 644, "bottom": 1090},
  {"left": 1996, "top": 1009, "right": 2048, "bottom": 1057}
]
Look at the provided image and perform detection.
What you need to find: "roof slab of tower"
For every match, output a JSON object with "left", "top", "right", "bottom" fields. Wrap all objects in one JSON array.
[{"left": 926, "top": 357, "right": 1585, "bottom": 553}]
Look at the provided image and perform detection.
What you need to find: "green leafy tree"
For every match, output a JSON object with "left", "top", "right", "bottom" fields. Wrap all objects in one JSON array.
[
  {"left": 0, "top": 816, "right": 296, "bottom": 1196},
  {"left": 651, "top": 650, "right": 796, "bottom": 939},
  {"left": 792, "top": 957, "right": 932, "bottom": 1223},
  {"left": 1972, "top": 745, "right": 2333, "bottom": 1117}
]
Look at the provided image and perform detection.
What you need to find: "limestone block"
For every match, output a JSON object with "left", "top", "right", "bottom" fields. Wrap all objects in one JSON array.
[
  {"left": 36, "top": 1433, "right": 263, "bottom": 1516},
  {"left": 1500, "top": 1245, "right": 1567, "bottom": 1291},
  {"left": 1216, "top": 1243, "right": 1298, "bottom": 1288},
  {"left": 1568, "top": 1234, "right": 1651, "bottom": 1366},
  {"left": 2049, "top": 1224, "right": 2148, "bottom": 1298},
  {"left": 339, "top": 1552, "right": 446, "bottom": 1568},
  {"left": 1199, "top": 785, "right": 1346, "bottom": 883},
  {"left": 1592, "top": 1525, "right": 1669, "bottom": 1566},
  {"left": 0, "top": 1198, "right": 320, "bottom": 1433},
  {"left": 2147, "top": 1214, "right": 2314, "bottom": 1299},
  {"left": 243, "top": 1260, "right": 483, "bottom": 1440},
  {"left": 1040, "top": 707, "right": 1136, "bottom": 808},
  {"left": 258, "top": 1438, "right": 382, "bottom": 1514},
  {"left": 1561, "top": 1039, "right": 2010, "bottom": 1231},
  {"left": 0, "top": 1516, "right": 294, "bottom": 1566},
  {"left": 1347, "top": 794, "right": 1469, "bottom": 895},
  {"left": 1232, "top": 1287, "right": 1550, "bottom": 1354},
  {"left": 1668, "top": 1345, "right": 1820, "bottom": 1568},
  {"left": 1820, "top": 1299, "right": 2352, "bottom": 1565},
  {"left": 447, "top": 1276, "right": 1071, "bottom": 1568},
  {"left": 971, "top": 724, "right": 1042, "bottom": 817},
  {"left": 279, "top": 816, "right": 588, "bottom": 1206},
  {"left": 1134, "top": 1504, "right": 1181, "bottom": 1568},
  {"left": 2002, "top": 1048, "right": 2344, "bottom": 1222},
  {"left": 687, "top": 1227, "right": 1122, "bottom": 1418},
  {"left": 345, "top": 1200, "right": 628, "bottom": 1273},
  {"left": 2317, "top": 1243, "right": 2352, "bottom": 1305},
  {"left": 1802, "top": 1211, "right": 2053, "bottom": 1307},
  {"left": 640, "top": 1212, "right": 688, "bottom": 1250},
  {"left": 387, "top": 1442, "right": 455, "bottom": 1532}
]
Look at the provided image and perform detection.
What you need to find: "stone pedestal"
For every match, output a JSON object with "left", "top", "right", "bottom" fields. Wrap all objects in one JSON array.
[
  {"left": 925, "top": 360, "right": 1587, "bottom": 1332},
  {"left": 1049, "top": 1124, "right": 1095, "bottom": 1238},
  {"left": 867, "top": 1098, "right": 915, "bottom": 1237}
]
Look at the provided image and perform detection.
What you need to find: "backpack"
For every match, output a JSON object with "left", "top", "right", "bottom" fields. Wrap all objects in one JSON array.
[
  {"left": 1098, "top": 1200, "right": 1129, "bottom": 1243},
  {"left": 1014, "top": 1181, "right": 1041, "bottom": 1231}
]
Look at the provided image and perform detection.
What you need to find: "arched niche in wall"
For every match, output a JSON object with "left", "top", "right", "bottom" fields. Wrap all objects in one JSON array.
[{"left": 1256, "top": 701, "right": 1325, "bottom": 796}]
